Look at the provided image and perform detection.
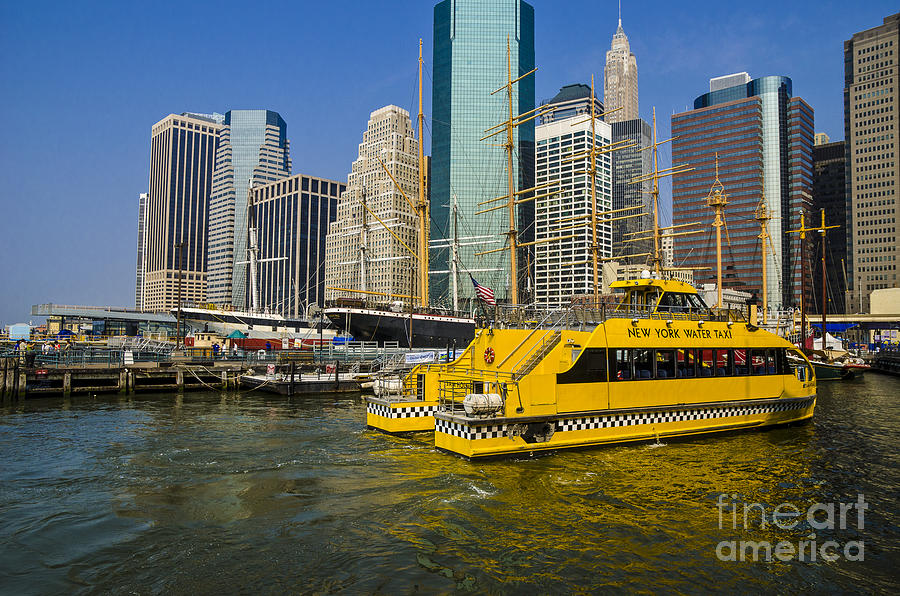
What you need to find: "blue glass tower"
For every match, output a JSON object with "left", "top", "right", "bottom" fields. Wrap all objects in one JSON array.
[
  {"left": 207, "top": 110, "right": 292, "bottom": 310},
  {"left": 431, "top": 0, "right": 535, "bottom": 305}
]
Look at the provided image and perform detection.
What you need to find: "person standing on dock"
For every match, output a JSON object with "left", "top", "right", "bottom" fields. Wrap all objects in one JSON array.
[
  {"left": 212, "top": 343, "right": 220, "bottom": 359},
  {"left": 24, "top": 342, "right": 36, "bottom": 368}
]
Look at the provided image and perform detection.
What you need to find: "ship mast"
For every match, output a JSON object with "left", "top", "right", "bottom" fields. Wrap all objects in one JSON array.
[
  {"left": 706, "top": 155, "right": 729, "bottom": 308},
  {"left": 477, "top": 37, "right": 540, "bottom": 306},
  {"left": 416, "top": 39, "right": 429, "bottom": 308},
  {"left": 239, "top": 178, "right": 287, "bottom": 314},
  {"left": 787, "top": 208, "right": 838, "bottom": 349},
  {"left": 753, "top": 195, "right": 774, "bottom": 324},
  {"left": 588, "top": 75, "right": 600, "bottom": 300},
  {"left": 450, "top": 194, "right": 459, "bottom": 312},
  {"left": 622, "top": 110, "right": 695, "bottom": 279},
  {"left": 503, "top": 37, "right": 520, "bottom": 305},
  {"left": 359, "top": 186, "right": 368, "bottom": 294},
  {"left": 650, "top": 108, "right": 663, "bottom": 276}
]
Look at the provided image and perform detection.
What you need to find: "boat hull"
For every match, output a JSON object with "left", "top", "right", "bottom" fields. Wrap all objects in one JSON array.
[
  {"left": 434, "top": 395, "right": 816, "bottom": 459},
  {"left": 811, "top": 361, "right": 868, "bottom": 381},
  {"left": 366, "top": 396, "right": 439, "bottom": 433},
  {"left": 325, "top": 307, "right": 475, "bottom": 348}
]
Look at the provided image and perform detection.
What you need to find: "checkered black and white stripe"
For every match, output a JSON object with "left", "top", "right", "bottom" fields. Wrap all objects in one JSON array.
[
  {"left": 435, "top": 418, "right": 506, "bottom": 440},
  {"left": 435, "top": 398, "right": 814, "bottom": 441},
  {"left": 367, "top": 402, "right": 439, "bottom": 419},
  {"left": 554, "top": 399, "right": 810, "bottom": 432}
]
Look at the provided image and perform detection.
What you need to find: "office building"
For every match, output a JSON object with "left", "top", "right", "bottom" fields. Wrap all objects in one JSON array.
[
  {"left": 671, "top": 74, "right": 814, "bottom": 311},
  {"left": 661, "top": 231, "right": 674, "bottom": 269},
  {"left": 534, "top": 108, "right": 613, "bottom": 308},
  {"left": 324, "top": 105, "right": 421, "bottom": 302},
  {"left": 539, "top": 84, "right": 604, "bottom": 124},
  {"left": 815, "top": 132, "right": 831, "bottom": 146},
  {"left": 843, "top": 13, "right": 899, "bottom": 312},
  {"left": 812, "top": 140, "right": 848, "bottom": 314},
  {"left": 207, "top": 110, "right": 292, "bottom": 310},
  {"left": 252, "top": 174, "right": 344, "bottom": 317},
  {"left": 610, "top": 118, "right": 652, "bottom": 260},
  {"left": 604, "top": 13, "right": 639, "bottom": 123},
  {"left": 142, "top": 113, "right": 221, "bottom": 312},
  {"left": 135, "top": 192, "right": 148, "bottom": 310},
  {"left": 431, "top": 0, "right": 535, "bottom": 304}
]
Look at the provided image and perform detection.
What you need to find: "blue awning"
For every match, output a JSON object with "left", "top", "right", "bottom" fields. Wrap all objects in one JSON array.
[{"left": 811, "top": 323, "right": 857, "bottom": 333}]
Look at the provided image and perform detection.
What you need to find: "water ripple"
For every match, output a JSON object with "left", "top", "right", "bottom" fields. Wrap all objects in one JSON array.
[{"left": 1, "top": 376, "right": 898, "bottom": 593}]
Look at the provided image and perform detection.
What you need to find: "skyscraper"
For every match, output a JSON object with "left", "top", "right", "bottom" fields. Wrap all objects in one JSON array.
[
  {"left": 207, "top": 110, "right": 291, "bottom": 310},
  {"left": 610, "top": 118, "right": 652, "bottom": 261},
  {"left": 142, "top": 113, "right": 221, "bottom": 312},
  {"left": 324, "top": 105, "right": 421, "bottom": 302},
  {"left": 603, "top": 12, "right": 638, "bottom": 123},
  {"left": 843, "top": 13, "right": 899, "bottom": 313},
  {"left": 534, "top": 105, "right": 612, "bottom": 307},
  {"left": 671, "top": 74, "right": 814, "bottom": 311},
  {"left": 135, "top": 192, "right": 148, "bottom": 310},
  {"left": 539, "top": 84, "right": 604, "bottom": 124},
  {"left": 253, "top": 174, "right": 344, "bottom": 317},
  {"left": 812, "top": 140, "right": 848, "bottom": 314},
  {"left": 431, "top": 0, "right": 535, "bottom": 305}
]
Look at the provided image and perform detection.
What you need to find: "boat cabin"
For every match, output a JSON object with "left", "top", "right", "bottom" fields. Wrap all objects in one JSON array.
[{"left": 610, "top": 277, "right": 709, "bottom": 316}]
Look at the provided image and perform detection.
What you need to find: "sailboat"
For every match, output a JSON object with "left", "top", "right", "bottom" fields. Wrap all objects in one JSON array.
[
  {"left": 786, "top": 210, "right": 869, "bottom": 380},
  {"left": 176, "top": 179, "right": 335, "bottom": 349},
  {"left": 323, "top": 40, "right": 476, "bottom": 349}
]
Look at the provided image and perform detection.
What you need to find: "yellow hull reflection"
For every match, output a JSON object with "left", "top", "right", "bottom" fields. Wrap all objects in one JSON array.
[{"left": 435, "top": 396, "right": 815, "bottom": 459}]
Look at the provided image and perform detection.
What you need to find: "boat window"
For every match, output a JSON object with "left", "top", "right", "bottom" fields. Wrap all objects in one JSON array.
[
  {"left": 677, "top": 348, "right": 697, "bottom": 378},
  {"left": 700, "top": 349, "right": 716, "bottom": 377},
  {"left": 557, "top": 348, "right": 607, "bottom": 384},
  {"left": 766, "top": 349, "right": 777, "bottom": 375},
  {"left": 778, "top": 349, "right": 791, "bottom": 375},
  {"left": 733, "top": 348, "right": 749, "bottom": 375},
  {"left": 688, "top": 294, "right": 708, "bottom": 309},
  {"left": 656, "top": 350, "right": 676, "bottom": 379},
  {"left": 634, "top": 349, "right": 653, "bottom": 380},
  {"left": 716, "top": 349, "right": 732, "bottom": 376},
  {"left": 750, "top": 349, "right": 767, "bottom": 375},
  {"left": 611, "top": 349, "right": 632, "bottom": 380}
]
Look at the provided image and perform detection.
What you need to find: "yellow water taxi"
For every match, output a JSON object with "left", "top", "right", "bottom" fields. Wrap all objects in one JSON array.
[{"left": 367, "top": 277, "right": 816, "bottom": 458}]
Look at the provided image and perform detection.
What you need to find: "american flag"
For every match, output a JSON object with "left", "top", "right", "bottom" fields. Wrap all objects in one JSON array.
[{"left": 470, "top": 275, "right": 496, "bottom": 306}]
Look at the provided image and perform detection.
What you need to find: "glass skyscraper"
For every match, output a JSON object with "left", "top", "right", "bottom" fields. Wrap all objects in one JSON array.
[
  {"left": 431, "top": 0, "right": 535, "bottom": 306},
  {"left": 207, "top": 110, "right": 291, "bottom": 310},
  {"left": 672, "top": 75, "right": 814, "bottom": 311}
]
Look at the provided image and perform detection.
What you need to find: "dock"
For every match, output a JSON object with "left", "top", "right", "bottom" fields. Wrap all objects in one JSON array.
[{"left": 1, "top": 356, "right": 245, "bottom": 400}]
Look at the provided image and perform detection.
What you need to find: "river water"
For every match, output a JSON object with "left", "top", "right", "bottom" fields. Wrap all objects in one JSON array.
[{"left": 1, "top": 375, "right": 897, "bottom": 594}]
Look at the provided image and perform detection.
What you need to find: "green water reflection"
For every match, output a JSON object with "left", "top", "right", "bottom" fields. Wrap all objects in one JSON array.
[{"left": 1, "top": 376, "right": 897, "bottom": 593}]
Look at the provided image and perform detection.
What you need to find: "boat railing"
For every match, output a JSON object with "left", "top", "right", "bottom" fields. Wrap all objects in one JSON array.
[
  {"left": 437, "top": 374, "right": 520, "bottom": 415},
  {"left": 494, "top": 301, "right": 745, "bottom": 329}
]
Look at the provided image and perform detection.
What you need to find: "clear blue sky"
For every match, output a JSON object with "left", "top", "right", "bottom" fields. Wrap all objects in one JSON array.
[{"left": 0, "top": 0, "right": 895, "bottom": 325}]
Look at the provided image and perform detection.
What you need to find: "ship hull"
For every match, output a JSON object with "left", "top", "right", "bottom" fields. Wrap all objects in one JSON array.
[
  {"left": 811, "top": 361, "right": 868, "bottom": 381},
  {"left": 325, "top": 307, "right": 475, "bottom": 348},
  {"left": 435, "top": 395, "right": 816, "bottom": 459}
]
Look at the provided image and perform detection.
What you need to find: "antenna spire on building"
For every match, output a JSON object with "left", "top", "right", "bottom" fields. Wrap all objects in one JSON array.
[{"left": 618, "top": 0, "right": 621, "bottom": 28}]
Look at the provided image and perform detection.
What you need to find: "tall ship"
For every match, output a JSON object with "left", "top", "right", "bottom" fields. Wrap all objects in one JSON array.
[
  {"left": 323, "top": 41, "right": 475, "bottom": 348},
  {"left": 365, "top": 58, "right": 818, "bottom": 456},
  {"left": 175, "top": 177, "right": 335, "bottom": 347}
]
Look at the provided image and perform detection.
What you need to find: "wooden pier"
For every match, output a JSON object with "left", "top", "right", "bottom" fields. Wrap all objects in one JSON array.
[{"left": 0, "top": 357, "right": 245, "bottom": 400}]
